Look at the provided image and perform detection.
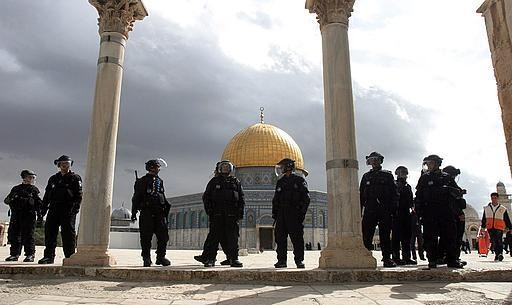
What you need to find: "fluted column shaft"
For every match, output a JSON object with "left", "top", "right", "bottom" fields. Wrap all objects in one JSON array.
[
  {"left": 306, "top": 0, "right": 376, "bottom": 269},
  {"left": 64, "top": 0, "right": 147, "bottom": 267},
  {"left": 478, "top": 0, "right": 512, "bottom": 178}
]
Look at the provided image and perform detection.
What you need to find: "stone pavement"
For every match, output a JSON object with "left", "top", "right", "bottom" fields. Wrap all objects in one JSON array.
[
  {"left": 0, "top": 247, "right": 512, "bottom": 284},
  {"left": 0, "top": 278, "right": 511, "bottom": 304},
  {"left": 0, "top": 247, "right": 511, "bottom": 304}
]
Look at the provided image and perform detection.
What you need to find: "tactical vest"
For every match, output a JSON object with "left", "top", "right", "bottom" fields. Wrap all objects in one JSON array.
[{"left": 211, "top": 177, "right": 239, "bottom": 209}]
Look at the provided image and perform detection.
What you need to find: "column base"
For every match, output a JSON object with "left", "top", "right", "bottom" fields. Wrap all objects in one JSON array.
[
  {"left": 63, "top": 245, "right": 117, "bottom": 267},
  {"left": 319, "top": 235, "right": 376, "bottom": 269}
]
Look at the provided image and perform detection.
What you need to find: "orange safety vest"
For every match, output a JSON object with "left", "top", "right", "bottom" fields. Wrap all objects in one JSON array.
[{"left": 484, "top": 204, "right": 507, "bottom": 231}]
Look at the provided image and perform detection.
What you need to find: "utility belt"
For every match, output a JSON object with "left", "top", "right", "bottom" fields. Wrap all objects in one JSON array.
[
  {"left": 142, "top": 194, "right": 165, "bottom": 207},
  {"left": 10, "top": 196, "right": 35, "bottom": 210}
]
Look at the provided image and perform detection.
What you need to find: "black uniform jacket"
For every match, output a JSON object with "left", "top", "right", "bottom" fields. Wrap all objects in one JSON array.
[
  {"left": 42, "top": 171, "right": 82, "bottom": 215},
  {"left": 360, "top": 167, "right": 398, "bottom": 213},
  {"left": 202, "top": 175, "right": 245, "bottom": 219},
  {"left": 272, "top": 173, "right": 310, "bottom": 218},
  {"left": 396, "top": 179, "right": 414, "bottom": 211},
  {"left": 414, "top": 169, "right": 460, "bottom": 216},
  {"left": 4, "top": 184, "right": 43, "bottom": 214},
  {"left": 132, "top": 174, "right": 171, "bottom": 215}
]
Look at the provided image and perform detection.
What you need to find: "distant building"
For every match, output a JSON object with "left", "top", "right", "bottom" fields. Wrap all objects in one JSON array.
[
  {"left": 167, "top": 116, "right": 327, "bottom": 252},
  {"left": 109, "top": 206, "right": 139, "bottom": 249}
]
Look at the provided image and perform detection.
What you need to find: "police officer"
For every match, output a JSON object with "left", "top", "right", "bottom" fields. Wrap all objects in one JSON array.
[
  {"left": 415, "top": 155, "right": 464, "bottom": 269},
  {"left": 360, "top": 152, "right": 398, "bottom": 268},
  {"left": 202, "top": 160, "right": 244, "bottom": 267},
  {"left": 3, "top": 170, "right": 42, "bottom": 262},
  {"left": 272, "top": 158, "right": 310, "bottom": 269},
  {"left": 391, "top": 166, "right": 416, "bottom": 265},
  {"left": 131, "top": 158, "right": 171, "bottom": 267},
  {"left": 38, "top": 155, "right": 82, "bottom": 264},
  {"left": 194, "top": 162, "right": 231, "bottom": 267},
  {"left": 440, "top": 165, "right": 467, "bottom": 266}
]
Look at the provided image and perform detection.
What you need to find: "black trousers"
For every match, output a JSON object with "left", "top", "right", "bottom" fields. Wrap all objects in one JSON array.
[
  {"left": 43, "top": 208, "right": 77, "bottom": 258},
  {"left": 488, "top": 229, "right": 504, "bottom": 256},
  {"left": 422, "top": 206, "right": 457, "bottom": 263},
  {"left": 204, "top": 213, "right": 239, "bottom": 261},
  {"left": 410, "top": 223, "right": 424, "bottom": 259},
  {"left": 139, "top": 210, "right": 169, "bottom": 259},
  {"left": 392, "top": 210, "right": 412, "bottom": 260},
  {"left": 201, "top": 220, "right": 229, "bottom": 260},
  {"left": 362, "top": 208, "right": 392, "bottom": 259},
  {"left": 274, "top": 208, "right": 304, "bottom": 263},
  {"left": 8, "top": 210, "right": 36, "bottom": 257}
]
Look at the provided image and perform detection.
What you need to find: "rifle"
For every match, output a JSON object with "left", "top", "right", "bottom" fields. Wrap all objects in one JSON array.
[{"left": 131, "top": 170, "right": 139, "bottom": 222}]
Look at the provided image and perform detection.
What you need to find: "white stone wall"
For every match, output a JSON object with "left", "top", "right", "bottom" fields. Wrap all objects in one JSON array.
[{"left": 109, "top": 231, "right": 140, "bottom": 249}]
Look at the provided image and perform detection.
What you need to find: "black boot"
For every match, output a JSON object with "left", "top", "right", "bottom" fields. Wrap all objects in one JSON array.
[
  {"left": 274, "top": 261, "right": 287, "bottom": 268},
  {"left": 220, "top": 259, "right": 231, "bottom": 266},
  {"left": 382, "top": 258, "right": 397, "bottom": 268},
  {"left": 23, "top": 255, "right": 35, "bottom": 262},
  {"left": 194, "top": 255, "right": 207, "bottom": 264},
  {"left": 447, "top": 260, "right": 464, "bottom": 268},
  {"left": 156, "top": 257, "right": 171, "bottom": 266},
  {"left": 295, "top": 261, "right": 305, "bottom": 269},
  {"left": 204, "top": 260, "right": 215, "bottom": 267},
  {"left": 403, "top": 258, "right": 417, "bottom": 265},
  {"left": 37, "top": 257, "right": 54, "bottom": 264},
  {"left": 143, "top": 257, "right": 152, "bottom": 267},
  {"left": 5, "top": 255, "right": 19, "bottom": 262},
  {"left": 230, "top": 259, "right": 243, "bottom": 268}
]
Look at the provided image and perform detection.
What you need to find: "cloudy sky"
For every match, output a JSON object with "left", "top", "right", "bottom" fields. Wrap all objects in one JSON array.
[{"left": 0, "top": 0, "right": 508, "bottom": 220}]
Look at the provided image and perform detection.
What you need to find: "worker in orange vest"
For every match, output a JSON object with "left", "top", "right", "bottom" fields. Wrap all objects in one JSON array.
[{"left": 481, "top": 192, "right": 512, "bottom": 261}]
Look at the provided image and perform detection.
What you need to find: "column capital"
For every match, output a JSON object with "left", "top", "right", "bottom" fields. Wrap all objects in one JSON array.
[
  {"left": 89, "top": 0, "right": 148, "bottom": 38},
  {"left": 306, "top": 0, "right": 355, "bottom": 28},
  {"left": 477, "top": 0, "right": 496, "bottom": 14}
]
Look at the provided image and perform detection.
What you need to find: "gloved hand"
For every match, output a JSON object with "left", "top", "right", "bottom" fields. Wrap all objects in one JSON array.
[{"left": 131, "top": 213, "right": 137, "bottom": 222}]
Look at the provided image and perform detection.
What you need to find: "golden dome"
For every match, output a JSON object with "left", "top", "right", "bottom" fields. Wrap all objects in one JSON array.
[{"left": 221, "top": 123, "right": 305, "bottom": 171}]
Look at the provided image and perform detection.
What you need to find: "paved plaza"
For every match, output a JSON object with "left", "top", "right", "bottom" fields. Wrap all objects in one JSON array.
[
  {"left": 0, "top": 276, "right": 511, "bottom": 304},
  {"left": 0, "top": 247, "right": 511, "bottom": 304}
]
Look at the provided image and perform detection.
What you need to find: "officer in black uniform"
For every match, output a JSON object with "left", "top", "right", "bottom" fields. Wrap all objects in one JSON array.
[
  {"left": 440, "top": 165, "right": 467, "bottom": 266},
  {"left": 3, "top": 170, "right": 42, "bottom": 262},
  {"left": 38, "top": 155, "right": 82, "bottom": 264},
  {"left": 131, "top": 159, "right": 171, "bottom": 267},
  {"left": 202, "top": 160, "right": 244, "bottom": 267},
  {"left": 415, "top": 155, "right": 464, "bottom": 269},
  {"left": 272, "top": 158, "right": 310, "bottom": 269},
  {"left": 360, "top": 151, "right": 398, "bottom": 268},
  {"left": 194, "top": 162, "right": 231, "bottom": 266},
  {"left": 391, "top": 166, "right": 416, "bottom": 265}
]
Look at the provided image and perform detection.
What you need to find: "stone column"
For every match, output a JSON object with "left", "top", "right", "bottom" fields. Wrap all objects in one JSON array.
[
  {"left": 64, "top": 0, "right": 147, "bottom": 267},
  {"left": 478, "top": 0, "right": 512, "bottom": 179},
  {"left": 306, "top": 0, "right": 376, "bottom": 269}
]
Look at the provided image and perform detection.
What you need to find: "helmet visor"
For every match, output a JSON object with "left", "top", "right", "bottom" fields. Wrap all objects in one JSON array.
[
  {"left": 366, "top": 156, "right": 381, "bottom": 166},
  {"left": 155, "top": 158, "right": 168, "bottom": 168},
  {"left": 218, "top": 161, "right": 234, "bottom": 175}
]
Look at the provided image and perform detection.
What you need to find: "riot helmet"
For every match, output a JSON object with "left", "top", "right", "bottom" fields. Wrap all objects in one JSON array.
[
  {"left": 442, "top": 165, "right": 461, "bottom": 178},
  {"left": 20, "top": 169, "right": 36, "bottom": 178},
  {"left": 275, "top": 158, "right": 295, "bottom": 176},
  {"left": 54, "top": 155, "right": 73, "bottom": 166},
  {"left": 145, "top": 158, "right": 168, "bottom": 171},
  {"left": 395, "top": 166, "right": 408, "bottom": 179},
  {"left": 422, "top": 154, "right": 442, "bottom": 171},
  {"left": 217, "top": 160, "right": 234, "bottom": 176},
  {"left": 365, "top": 151, "right": 384, "bottom": 166}
]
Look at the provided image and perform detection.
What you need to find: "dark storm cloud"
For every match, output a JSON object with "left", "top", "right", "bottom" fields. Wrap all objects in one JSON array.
[{"left": 1, "top": 0, "right": 473, "bottom": 219}]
